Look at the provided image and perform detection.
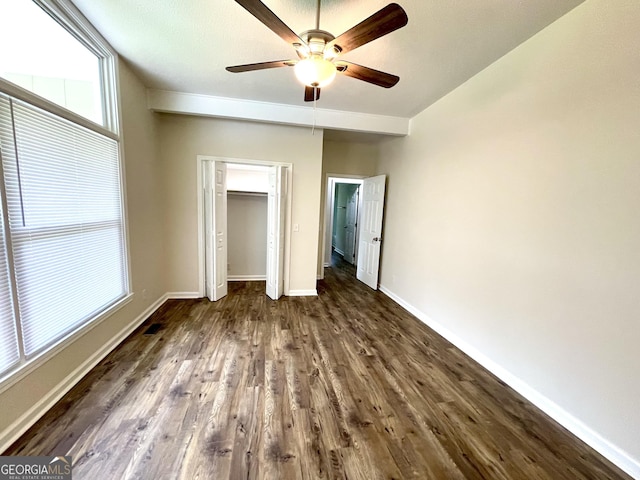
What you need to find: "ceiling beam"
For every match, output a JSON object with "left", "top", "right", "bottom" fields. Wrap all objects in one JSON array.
[{"left": 146, "top": 89, "right": 409, "bottom": 136}]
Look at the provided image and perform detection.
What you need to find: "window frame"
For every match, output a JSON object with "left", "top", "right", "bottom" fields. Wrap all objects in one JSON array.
[{"left": 0, "top": 0, "right": 132, "bottom": 392}]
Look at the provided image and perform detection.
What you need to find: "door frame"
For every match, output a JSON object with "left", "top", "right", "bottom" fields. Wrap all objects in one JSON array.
[
  {"left": 321, "top": 175, "right": 365, "bottom": 278},
  {"left": 197, "top": 155, "right": 293, "bottom": 298}
]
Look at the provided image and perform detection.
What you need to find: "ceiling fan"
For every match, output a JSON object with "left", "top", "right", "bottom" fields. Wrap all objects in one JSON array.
[{"left": 226, "top": 0, "right": 408, "bottom": 102}]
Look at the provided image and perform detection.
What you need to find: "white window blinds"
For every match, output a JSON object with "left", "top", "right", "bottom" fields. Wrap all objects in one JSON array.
[
  {"left": 0, "top": 171, "right": 19, "bottom": 373},
  {"left": 0, "top": 94, "right": 127, "bottom": 360}
]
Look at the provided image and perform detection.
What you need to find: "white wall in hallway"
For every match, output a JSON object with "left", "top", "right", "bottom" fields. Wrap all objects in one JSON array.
[{"left": 332, "top": 183, "right": 358, "bottom": 255}]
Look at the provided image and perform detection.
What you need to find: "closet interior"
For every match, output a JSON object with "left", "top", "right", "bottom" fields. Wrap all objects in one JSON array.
[{"left": 226, "top": 163, "right": 270, "bottom": 281}]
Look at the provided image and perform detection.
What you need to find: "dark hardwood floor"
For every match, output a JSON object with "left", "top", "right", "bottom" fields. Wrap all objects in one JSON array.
[{"left": 4, "top": 254, "right": 632, "bottom": 479}]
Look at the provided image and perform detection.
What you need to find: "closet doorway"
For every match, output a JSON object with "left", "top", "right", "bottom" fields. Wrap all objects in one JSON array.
[
  {"left": 227, "top": 164, "right": 269, "bottom": 282},
  {"left": 198, "top": 157, "right": 291, "bottom": 302}
]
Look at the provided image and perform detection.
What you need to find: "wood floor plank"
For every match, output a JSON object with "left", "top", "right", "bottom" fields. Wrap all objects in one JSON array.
[{"left": 3, "top": 254, "right": 633, "bottom": 480}]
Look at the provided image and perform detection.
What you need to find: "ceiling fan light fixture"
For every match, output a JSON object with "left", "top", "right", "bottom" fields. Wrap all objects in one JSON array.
[
  {"left": 227, "top": 0, "right": 408, "bottom": 102},
  {"left": 294, "top": 55, "right": 336, "bottom": 88}
]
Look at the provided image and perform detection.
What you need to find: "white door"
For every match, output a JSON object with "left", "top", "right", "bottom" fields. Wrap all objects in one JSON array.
[
  {"left": 266, "top": 165, "right": 286, "bottom": 300},
  {"left": 344, "top": 186, "right": 359, "bottom": 265},
  {"left": 204, "top": 161, "right": 215, "bottom": 300},
  {"left": 207, "top": 161, "right": 228, "bottom": 301},
  {"left": 356, "top": 175, "right": 386, "bottom": 289}
]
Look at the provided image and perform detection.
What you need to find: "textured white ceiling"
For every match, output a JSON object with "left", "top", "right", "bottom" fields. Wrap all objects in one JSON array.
[{"left": 71, "top": 0, "right": 585, "bottom": 119}]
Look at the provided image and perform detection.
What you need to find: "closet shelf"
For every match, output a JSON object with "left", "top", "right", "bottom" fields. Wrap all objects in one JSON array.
[{"left": 228, "top": 190, "right": 268, "bottom": 196}]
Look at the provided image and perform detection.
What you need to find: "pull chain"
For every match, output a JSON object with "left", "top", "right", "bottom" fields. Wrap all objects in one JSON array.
[
  {"left": 312, "top": 87, "right": 318, "bottom": 135},
  {"left": 312, "top": 0, "right": 320, "bottom": 135}
]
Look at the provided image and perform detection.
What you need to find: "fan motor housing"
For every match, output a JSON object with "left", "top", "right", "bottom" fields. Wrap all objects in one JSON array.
[
  {"left": 300, "top": 29, "right": 335, "bottom": 44},
  {"left": 299, "top": 29, "right": 336, "bottom": 53}
]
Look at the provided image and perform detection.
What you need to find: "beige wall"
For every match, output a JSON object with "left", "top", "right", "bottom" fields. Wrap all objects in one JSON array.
[
  {"left": 377, "top": 0, "right": 640, "bottom": 466},
  {"left": 0, "top": 59, "right": 166, "bottom": 449},
  {"left": 119, "top": 62, "right": 165, "bottom": 306},
  {"left": 158, "top": 115, "right": 323, "bottom": 295},
  {"left": 322, "top": 140, "right": 380, "bottom": 178},
  {"left": 318, "top": 139, "right": 379, "bottom": 275}
]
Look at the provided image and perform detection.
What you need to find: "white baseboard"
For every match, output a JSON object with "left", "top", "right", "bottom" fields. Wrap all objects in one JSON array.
[
  {"left": 324, "top": 263, "right": 330, "bottom": 268},
  {"left": 378, "top": 284, "right": 640, "bottom": 479},
  {"left": 228, "top": 275, "right": 266, "bottom": 281},
  {"left": 287, "top": 289, "right": 318, "bottom": 297},
  {"left": 0, "top": 294, "right": 168, "bottom": 454},
  {"left": 333, "top": 247, "right": 344, "bottom": 256},
  {"left": 166, "top": 291, "right": 201, "bottom": 299}
]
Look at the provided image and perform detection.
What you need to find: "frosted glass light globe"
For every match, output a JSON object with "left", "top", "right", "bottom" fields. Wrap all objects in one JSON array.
[{"left": 294, "top": 56, "right": 337, "bottom": 88}]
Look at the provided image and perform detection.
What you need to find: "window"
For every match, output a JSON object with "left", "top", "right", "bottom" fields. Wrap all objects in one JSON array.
[
  {"left": 0, "top": 0, "right": 104, "bottom": 125},
  {"left": 0, "top": 0, "right": 129, "bottom": 382}
]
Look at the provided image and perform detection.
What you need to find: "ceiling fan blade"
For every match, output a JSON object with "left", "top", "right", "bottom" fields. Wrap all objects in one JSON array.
[
  {"left": 304, "top": 86, "right": 321, "bottom": 102},
  {"left": 226, "top": 60, "right": 296, "bottom": 73},
  {"left": 234, "top": 0, "right": 305, "bottom": 46},
  {"left": 327, "top": 3, "right": 408, "bottom": 55},
  {"left": 336, "top": 61, "right": 399, "bottom": 88}
]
